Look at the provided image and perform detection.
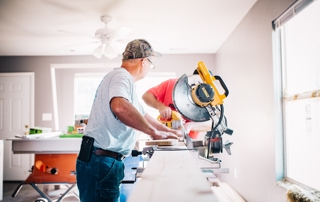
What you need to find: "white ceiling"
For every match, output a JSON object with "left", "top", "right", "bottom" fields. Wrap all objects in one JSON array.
[{"left": 0, "top": 0, "right": 257, "bottom": 57}]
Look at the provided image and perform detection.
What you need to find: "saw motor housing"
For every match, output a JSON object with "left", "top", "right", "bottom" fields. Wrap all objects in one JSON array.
[
  {"left": 195, "top": 61, "right": 228, "bottom": 106},
  {"left": 191, "top": 83, "right": 215, "bottom": 107}
]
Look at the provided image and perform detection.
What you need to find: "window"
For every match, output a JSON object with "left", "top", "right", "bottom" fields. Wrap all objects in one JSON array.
[
  {"left": 273, "top": 0, "right": 320, "bottom": 191},
  {"left": 74, "top": 72, "right": 176, "bottom": 122},
  {"left": 74, "top": 73, "right": 106, "bottom": 119}
]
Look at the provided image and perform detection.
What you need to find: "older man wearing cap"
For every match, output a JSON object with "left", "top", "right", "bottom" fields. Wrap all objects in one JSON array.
[{"left": 76, "top": 39, "right": 181, "bottom": 202}]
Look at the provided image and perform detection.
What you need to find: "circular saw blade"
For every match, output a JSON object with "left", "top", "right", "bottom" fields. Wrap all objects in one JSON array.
[{"left": 172, "top": 74, "right": 210, "bottom": 122}]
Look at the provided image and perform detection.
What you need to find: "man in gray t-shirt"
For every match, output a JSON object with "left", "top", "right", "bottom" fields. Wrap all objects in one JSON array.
[{"left": 76, "top": 39, "right": 181, "bottom": 202}]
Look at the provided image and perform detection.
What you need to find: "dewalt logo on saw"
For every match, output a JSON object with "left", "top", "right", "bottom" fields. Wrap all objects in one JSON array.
[{"left": 202, "top": 86, "right": 210, "bottom": 98}]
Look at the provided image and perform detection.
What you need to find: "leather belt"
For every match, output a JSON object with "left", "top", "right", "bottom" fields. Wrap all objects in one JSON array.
[{"left": 94, "top": 148, "right": 125, "bottom": 160}]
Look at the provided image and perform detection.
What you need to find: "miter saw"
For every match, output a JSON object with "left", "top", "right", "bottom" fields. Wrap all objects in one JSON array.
[
  {"left": 132, "top": 61, "right": 233, "bottom": 165},
  {"left": 172, "top": 61, "right": 233, "bottom": 161}
]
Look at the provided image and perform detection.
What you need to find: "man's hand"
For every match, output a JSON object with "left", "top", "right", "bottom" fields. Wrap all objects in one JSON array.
[
  {"left": 170, "top": 128, "right": 184, "bottom": 138},
  {"left": 152, "top": 131, "right": 179, "bottom": 140},
  {"left": 158, "top": 106, "right": 172, "bottom": 119}
]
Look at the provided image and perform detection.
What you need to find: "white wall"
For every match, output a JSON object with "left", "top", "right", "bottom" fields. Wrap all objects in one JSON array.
[{"left": 214, "top": 0, "right": 295, "bottom": 201}]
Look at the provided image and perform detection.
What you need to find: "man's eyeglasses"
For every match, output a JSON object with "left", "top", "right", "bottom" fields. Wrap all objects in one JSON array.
[{"left": 147, "top": 58, "right": 155, "bottom": 69}]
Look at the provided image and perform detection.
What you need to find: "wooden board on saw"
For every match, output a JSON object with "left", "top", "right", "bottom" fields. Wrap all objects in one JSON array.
[
  {"left": 145, "top": 139, "right": 178, "bottom": 146},
  {"left": 127, "top": 149, "right": 218, "bottom": 202}
]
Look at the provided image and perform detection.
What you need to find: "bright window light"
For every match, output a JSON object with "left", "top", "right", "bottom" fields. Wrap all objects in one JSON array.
[{"left": 74, "top": 72, "right": 176, "bottom": 122}]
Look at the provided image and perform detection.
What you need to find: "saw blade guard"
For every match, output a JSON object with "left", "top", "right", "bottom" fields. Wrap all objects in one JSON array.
[
  {"left": 172, "top": 74, "right": 211, "bottom": 122},
  {"left": 173, "top": 61, "right": 230, "bottom": 123}
]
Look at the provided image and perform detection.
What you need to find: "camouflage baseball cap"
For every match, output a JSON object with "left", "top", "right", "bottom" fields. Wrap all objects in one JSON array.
[{"left": 122, "top": 39, "right": 161, "bottom": 60}]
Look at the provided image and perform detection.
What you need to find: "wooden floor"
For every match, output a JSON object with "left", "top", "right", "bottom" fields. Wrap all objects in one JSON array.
[{"left": 2, "top": 181, "right": 79, "bottom": 202}]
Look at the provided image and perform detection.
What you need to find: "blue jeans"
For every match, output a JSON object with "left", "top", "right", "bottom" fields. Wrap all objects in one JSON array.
[{"left": 76, "top": 148, "right": 125, "bottom": 202}]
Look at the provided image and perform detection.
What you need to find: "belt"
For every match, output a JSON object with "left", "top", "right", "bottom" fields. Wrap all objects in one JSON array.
[{"left": 94, "top": 148, "right": 125, "bottom": 160}]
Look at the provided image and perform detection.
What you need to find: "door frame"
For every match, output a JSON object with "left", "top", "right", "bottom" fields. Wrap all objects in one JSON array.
[{"left": 0, "top": 72, "right": 35, "bottom": 127}]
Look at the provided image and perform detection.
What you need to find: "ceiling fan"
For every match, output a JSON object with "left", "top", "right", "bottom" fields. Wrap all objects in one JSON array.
[{"left": 59, "top": 15, "right": 132, "bottom": 59}]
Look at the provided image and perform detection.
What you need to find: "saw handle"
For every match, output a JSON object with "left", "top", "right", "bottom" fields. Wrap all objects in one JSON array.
[
  {"left": 157, "top": 111, "right": 183, "bottom": 130},
  {"left": 213, "top": 75, "right": 229, "bottom": 97}
]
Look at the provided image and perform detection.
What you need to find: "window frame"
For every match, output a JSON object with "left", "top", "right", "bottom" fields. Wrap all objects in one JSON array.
[{"left": 272, "top": 0, "right": 320, "bottom": 191}]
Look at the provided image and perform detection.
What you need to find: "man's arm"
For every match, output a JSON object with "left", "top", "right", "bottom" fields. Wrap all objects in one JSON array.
[
  {"left": 142, "top": 91, "right": 172, "bottom": 119},
  {"left": 110, "top": 97, "right": 178, "bottom": 140}
]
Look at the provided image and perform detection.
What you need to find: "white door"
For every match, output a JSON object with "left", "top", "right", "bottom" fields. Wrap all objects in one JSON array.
[{"left": 0, "top": 73, "right": 34, "bottom": 180}]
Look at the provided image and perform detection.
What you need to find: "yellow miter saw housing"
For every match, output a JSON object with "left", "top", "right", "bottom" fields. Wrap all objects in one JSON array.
[
  {"left": 173, "top": 61, "right": 233, "bottom": 160},
  {"left": 191, "top": 61, "right": 228, "bottom": 107}
]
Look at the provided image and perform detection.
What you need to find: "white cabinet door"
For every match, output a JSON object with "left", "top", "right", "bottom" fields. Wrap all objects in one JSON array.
[{"left": 0, "top": 73, "right": 34, "bottom": 180}]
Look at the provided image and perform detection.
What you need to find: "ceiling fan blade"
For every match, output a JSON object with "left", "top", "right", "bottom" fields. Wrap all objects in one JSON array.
[
  {"left": 63, "top": 41, "right": 100, "bottom": 47},
  {"left": 104, "top": 44, "right": 118, "bottom": 59},
  {"left": 58, "top": 30, "right": 95, "bottom": 38},
  {"left": 92, "top": 44, "right": 103, "bottom": 59},
  {"left": 107, "top": 27, "right": 132, "bottom": 41}
]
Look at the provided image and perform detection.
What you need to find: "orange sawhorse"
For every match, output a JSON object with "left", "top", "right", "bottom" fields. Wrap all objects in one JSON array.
[{"left": 12, "top": 153, "right": 78, "bottom": 202}]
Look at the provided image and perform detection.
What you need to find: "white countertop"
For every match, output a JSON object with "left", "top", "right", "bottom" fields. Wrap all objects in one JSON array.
[{"left": 7, "top": 137, "right": 82, "bottom": 154}]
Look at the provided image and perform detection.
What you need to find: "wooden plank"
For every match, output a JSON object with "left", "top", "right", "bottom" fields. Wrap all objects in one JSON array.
[
  {"left": 128, "top": 150, "right": 219, "bottom": 202},
  {"left": 145, "top": 139, "right": 178, "bottom": 146}
]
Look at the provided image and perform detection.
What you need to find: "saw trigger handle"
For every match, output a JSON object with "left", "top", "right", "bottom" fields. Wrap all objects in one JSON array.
[
  {"left": 157, "top": 111, "right": 183, "bottom": 129},
  {"left": 213, "top": 75, "right": 229, "bottom": 97}
]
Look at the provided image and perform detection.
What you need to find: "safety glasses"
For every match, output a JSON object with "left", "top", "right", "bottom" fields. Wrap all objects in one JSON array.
[{"left": 146, "top": 58, "right": 155, "bottom": 69}]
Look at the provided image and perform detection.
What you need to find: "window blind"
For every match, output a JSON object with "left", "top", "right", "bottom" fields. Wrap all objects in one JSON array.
[{"left": 272, "top": 0, "right": 314, "bottom": 30}]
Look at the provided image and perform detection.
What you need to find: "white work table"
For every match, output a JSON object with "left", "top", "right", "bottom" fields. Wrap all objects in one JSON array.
[
  {"left": 128, "top": 143, "right": 219, "bottom": 202},
  {"left": 7, "top": 137, "right": 82, "bottom": 154}
]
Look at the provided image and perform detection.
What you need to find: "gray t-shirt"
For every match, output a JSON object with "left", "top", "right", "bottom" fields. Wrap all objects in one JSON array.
[{"left": 85, "top": 67, "right": 146, "bottom": 156}]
